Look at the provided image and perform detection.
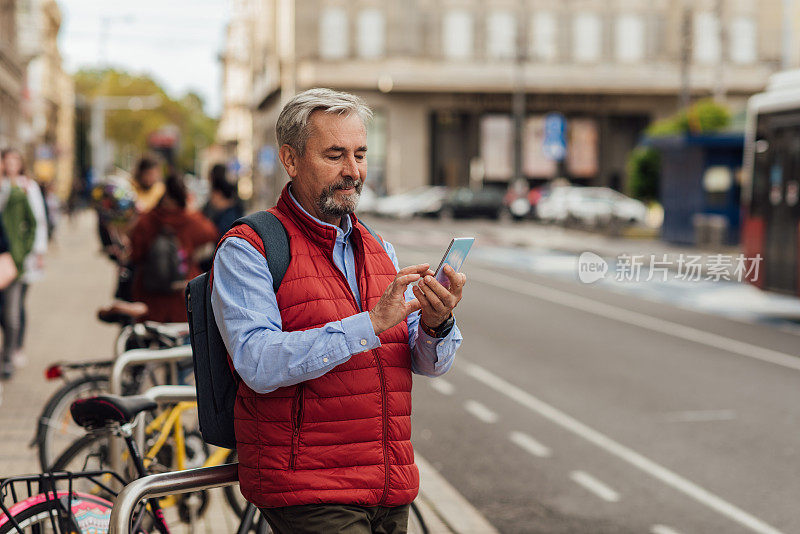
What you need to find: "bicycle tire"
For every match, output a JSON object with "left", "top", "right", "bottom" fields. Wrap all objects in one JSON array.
[
  {"left": 50, "top": 433, "right": 122, "bottom": 497},
  {"left": 222, "top": 450, "right": 250, "bottom": 517},
  {"left": 35, "top": 374, "right": 110, "bottom": 472},
  {"left": 0, "top": 491, "right": 111, "bottom": 533}
]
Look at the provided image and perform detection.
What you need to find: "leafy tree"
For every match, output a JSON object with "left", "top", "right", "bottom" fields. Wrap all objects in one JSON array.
[
  {"left": 626, "top": 146, "right": 660, "bottom": 202},
  {"left": 645, "top": 98, "right": 731, "bottom": 137},
  {"left": 74, "top": 68, "right": 217, "bottom": 174}
]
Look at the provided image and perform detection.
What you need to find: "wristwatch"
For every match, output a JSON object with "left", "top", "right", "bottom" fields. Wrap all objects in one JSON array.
[{"left": 420, "top": 314, "right": 455, "bottom": 338}]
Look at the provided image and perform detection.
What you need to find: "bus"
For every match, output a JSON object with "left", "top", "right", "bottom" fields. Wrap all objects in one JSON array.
[{"left": 742, "top": 70, "right": 800, "bottom": 296}]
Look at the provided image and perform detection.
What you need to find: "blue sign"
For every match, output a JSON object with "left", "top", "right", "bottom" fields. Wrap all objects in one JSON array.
[
  {"left": 258, "top": 146, "right": 277, "bottom": 175},
  {"left": 543, "top": 112, "right": 567, "bottom": 161}
]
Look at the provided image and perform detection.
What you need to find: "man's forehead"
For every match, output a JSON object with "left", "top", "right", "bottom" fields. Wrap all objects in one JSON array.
[{"left": 308, "top": 111, "right": 366, "bottom": 146}]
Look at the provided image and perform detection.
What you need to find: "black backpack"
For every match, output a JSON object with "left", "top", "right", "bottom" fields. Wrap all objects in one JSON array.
[
  {"left": 185, "top": 210, "right": 382, "bottom": 448},
  {"left": 142, "top": 227, "right": 186, "bottom": 293}
]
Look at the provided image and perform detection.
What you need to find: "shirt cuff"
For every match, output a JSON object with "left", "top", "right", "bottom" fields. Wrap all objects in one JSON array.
[{"left": 341, "top": 312, "right": 381, "bottom": 354}]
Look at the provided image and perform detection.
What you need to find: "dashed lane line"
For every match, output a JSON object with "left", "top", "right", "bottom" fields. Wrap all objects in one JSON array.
[
  {"left": 651, "top": 525, "right": 683, "bottom": 534},
  {"left": 463, "top": 362, "right": 785, "bottom": 534},
  {"left": 464, "top": 400, "right": 499, "bottom": 423},
  {"left": 508, "top": 431, "right": 552, "bottom": 458},
  {"left": 429, "top": 378, "right": 455, "bottom": 396},
  {"left": 570, "top": 470, "right": 621, "bottom": 502}
]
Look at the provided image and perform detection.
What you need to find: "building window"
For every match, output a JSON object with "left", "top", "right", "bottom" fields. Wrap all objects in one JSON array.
[
  {"left": 615, "top": 14, "right": 644, "bottom": 63},
  {"left": 573, "top": 13, "right": 601, "bottom": 63},
  {"left": 530, "top": 11, "right": 557, "bottom": 62},
  {"left": 319, "top": 7, "right": 348, "bottom": 59},
  {"left": 358, "top": 8, "right": 385, "bottom": 58},
  {"left": 730, "top": 16, "right": 756, "bottom": 64},
  {"left": 443, "top": 9, "right": 474, "bottom": 59},
  {"left": 487, "top": 10, "right": 516, "bottom": 59},
  {"left": 693, "top": 12, "right": 720, "bottom": 63}
]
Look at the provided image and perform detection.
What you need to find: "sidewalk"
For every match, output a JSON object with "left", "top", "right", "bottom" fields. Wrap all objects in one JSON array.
[{"left": 0, "top": 210, "right": 494, "bottom": 533}]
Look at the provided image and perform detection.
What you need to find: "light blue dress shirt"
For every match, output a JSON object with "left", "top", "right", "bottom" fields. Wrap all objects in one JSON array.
[{"left": 211, "top": 190, "right": 462, "bottom": 394}]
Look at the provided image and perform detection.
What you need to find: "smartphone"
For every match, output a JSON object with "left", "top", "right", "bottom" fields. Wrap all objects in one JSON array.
[{"left": 433, "top": 237, "right": 475, "bottom": 289}]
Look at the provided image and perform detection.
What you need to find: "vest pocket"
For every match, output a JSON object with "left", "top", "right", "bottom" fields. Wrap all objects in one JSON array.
[{"left": 289, "top": 386, "right": 305, "bottom": 470}]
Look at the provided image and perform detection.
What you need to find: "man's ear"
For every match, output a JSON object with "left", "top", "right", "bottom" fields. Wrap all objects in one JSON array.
[{"left": 278, "top": 145, "right": 300, "bottom": 179}]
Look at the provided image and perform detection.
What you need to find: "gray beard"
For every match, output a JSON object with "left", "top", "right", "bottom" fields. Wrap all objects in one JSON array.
[{"left": 317, "top": 181, "right": 362, "bottom": 218}]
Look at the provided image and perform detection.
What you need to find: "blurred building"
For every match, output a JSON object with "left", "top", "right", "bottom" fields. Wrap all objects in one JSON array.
[
  {"left": 244, "top": 0, "right": 785, "bottom": 202},
  {"left": 0, "top": 0, "right": 23, "bottom": 148},
  {"left": 217, "top": 0, "right": 256, "bottom": 198},
  {"left": 17, "top": 0, "right": 75, "bottom": 199}
]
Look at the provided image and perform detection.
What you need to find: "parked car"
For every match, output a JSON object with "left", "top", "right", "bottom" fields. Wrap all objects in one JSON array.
[
  {"left": 440, "top": 187, "right": 506, "bottom": 219},
  {"left": 374, "top": 186, "right": 448, "bottom": 218},
  {"left": 536, "top": 186, "right": 647, "bottom": 227}
]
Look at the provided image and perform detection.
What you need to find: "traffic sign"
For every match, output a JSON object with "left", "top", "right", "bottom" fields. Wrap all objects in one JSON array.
[{"left": 543, "top": 112, "right": 567, "bottom": 161}]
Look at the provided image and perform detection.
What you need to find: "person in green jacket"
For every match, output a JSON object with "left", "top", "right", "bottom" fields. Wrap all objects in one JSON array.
[{"left": 0, "top": 181, "right": 36, "bottom": 379}]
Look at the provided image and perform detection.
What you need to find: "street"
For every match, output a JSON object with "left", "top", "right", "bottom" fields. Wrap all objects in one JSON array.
[{"left": 365, "top": 215, "right": 800, "bottom": 534}]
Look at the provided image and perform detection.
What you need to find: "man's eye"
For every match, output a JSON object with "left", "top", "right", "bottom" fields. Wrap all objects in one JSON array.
[
  {"left": 355, "top": 155, "right": 366, "bottom": 161},
  {"left": 327, "top": 155, "right": 342, "bottom": 160}
]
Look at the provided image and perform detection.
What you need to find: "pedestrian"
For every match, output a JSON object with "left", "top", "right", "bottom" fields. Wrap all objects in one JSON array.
[
  {"left": 211, "top": 88, "right": 467, "bottom": 534},
  {"left": 202, "top": 163, "right": 244, "bottom": 235},
  {"left": 0, "top": 218, "right": 15, "bottom": 402},
  {"left": 0, "top": 148, "right": 48, "bottom": 374},
  {"left": 128, "top": 173, "right": 218, "bottom": 323},
  {"left": 131, "top": 156, "right": 165, "bottom": 214}
]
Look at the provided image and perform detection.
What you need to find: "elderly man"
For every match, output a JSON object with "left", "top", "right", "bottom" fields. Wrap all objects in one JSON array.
[{"left": 211, "top": 88, "right": 466, "bottom": 533}]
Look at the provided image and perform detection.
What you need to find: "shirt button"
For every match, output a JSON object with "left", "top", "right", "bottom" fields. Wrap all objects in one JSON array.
[
  {"left": 360, "top": 339, "right": 367, "bottom": 346},
  {"left": 323, "top": 357, "right": 329, "bottom": 363},
  {"left": 426, "top": 340, "right": 433, "bottom": 345}
]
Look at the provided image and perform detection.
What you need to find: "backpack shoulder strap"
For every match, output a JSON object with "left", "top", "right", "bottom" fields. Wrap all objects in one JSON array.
[
  {"left": 358, "top": 220, "right": 383, "bottom": 247},
  {"left": 232, "top": 211, "right": 289, "bottom": 294}
]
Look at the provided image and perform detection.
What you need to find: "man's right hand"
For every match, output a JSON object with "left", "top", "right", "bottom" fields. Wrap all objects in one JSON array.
[{"left": 368, "top": 264, "right": 430, "bottom": 335}]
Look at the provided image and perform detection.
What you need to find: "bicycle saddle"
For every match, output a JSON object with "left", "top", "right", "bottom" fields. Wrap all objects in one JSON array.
[
  {"left": 70, "top": 394, "right": 157, "bottom": 429},
  {"left": 97, "top": 301, "right": 149, "bottom": 325}
]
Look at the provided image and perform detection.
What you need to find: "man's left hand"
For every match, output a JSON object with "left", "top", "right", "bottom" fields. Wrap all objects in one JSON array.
[{"left": 412, "top": 264, "right": 467, "bottom": 330}]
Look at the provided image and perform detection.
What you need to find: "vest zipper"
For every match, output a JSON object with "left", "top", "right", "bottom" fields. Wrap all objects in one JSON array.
[
  {"left": 373, "top": 348, "right": 390, "bottom": 505},
  {"left": 289, "top": 385, "right": 304, "bottom": 470}
]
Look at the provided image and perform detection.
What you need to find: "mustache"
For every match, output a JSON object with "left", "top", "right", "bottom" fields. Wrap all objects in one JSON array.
[{"left": 332, "top": 178, "right": 362, "bottom": 191}]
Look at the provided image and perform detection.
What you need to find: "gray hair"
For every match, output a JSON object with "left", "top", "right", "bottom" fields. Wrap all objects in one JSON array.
[{"left": 276, "top": 88, "right": 373, "bottom": 155}]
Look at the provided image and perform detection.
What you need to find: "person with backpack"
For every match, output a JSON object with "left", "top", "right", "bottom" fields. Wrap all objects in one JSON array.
[
  {"left": 128, "top": 173, "right": 218, "bottom": 323},
  {"left": 209, "top": 89, "right": 467, "bottom": 534},
  {"left": 0, "top": 148, "right": 47, "bottom": 376},
  {"left": 202, "top": 163, "right": 244, "bottom": 235}
]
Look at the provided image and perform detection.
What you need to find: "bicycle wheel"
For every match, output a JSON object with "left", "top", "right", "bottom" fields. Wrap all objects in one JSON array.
[
  {"left": 222, "top": 450, "right": 251, "bottom": 517},
  {"left": 35, "top": 374, "right": 110, "bottom": 471},
  {"left": 408, "top": 502, "right": 429, "bottom": 534},
  {"left": 0, "top": 491, "right": 112, "bottom": 533},
  {"left": 50, "top": 432, "right": 125, "bottom": 498}
]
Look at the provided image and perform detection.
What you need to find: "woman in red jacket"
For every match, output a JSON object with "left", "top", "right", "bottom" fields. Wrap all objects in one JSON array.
[{"left": 128, "top": 174, "right": 219, "bottom": 323}]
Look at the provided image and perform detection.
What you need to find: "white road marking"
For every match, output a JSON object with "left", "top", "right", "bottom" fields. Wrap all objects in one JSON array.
[
  {"left": 651, "top": 525, "right": 683, "bottom": 534},
  {"left": 664, "top": 410, "right": 738, "bottom": 423},
  {"left": 464, "top": 400, "right": 498, "bottom": 423},
  {"left": 463, "top": 362, "right": 785, "bottom": 534},
  {"left": 430, "top": 378, "right": 455, "bottom": 396},
  {"left": 463, "top": 265, "right": 800, "bottom": 373},
  {"left": 570, "top": 470, "right": 620, "bottom": 502},
  {"left": 509, "top": 431, "right": 552, "bottom": 458}
]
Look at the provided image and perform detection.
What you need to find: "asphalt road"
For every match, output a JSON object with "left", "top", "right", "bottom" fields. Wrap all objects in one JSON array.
[{"left": 365, "top": 216, "right": 800, "bottom": 534}]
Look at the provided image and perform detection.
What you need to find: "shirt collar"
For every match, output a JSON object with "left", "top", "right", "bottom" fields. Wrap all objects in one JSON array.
[{"left": 287, "top": 184, "right": 353, "bottom": 240}]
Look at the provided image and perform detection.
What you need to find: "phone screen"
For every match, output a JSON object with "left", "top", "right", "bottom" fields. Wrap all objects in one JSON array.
[{"left": 434, "top": 237, "right": 475, "bottom": 288}]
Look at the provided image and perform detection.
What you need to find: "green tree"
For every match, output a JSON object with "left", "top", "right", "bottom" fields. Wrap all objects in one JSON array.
[
  {"left": 626, "top": 146, "right": 660, "bottom": 202},
  {"left": 74, "top": 68, "right": 217, "bottom": 174}
]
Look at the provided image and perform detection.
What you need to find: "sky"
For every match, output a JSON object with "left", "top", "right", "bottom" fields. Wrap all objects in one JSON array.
[{"left": 57, "top": 0, "right": 231, "bottom": 117}]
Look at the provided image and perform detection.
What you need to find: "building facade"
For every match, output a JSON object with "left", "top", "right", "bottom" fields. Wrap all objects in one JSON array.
[
  {"left": 0, "top": 0, "right": 23, "bottom": 149},
  {"left": 17, "top": 0, "right": 75, "bottom": 199},
  {"left": 246, "top": 0, "right": 785, "bottom": 204}
]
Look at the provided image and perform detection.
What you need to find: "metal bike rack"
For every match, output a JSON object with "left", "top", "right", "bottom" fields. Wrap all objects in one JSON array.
[
  {"left": 110, "top": 345, "right": 193, "bottom": 395},
  {"left": 143, "top": 385, "right": 197, "bottom": 404},
  {"left": 109, "top": 463, "right": 239, "bottom": 534}
]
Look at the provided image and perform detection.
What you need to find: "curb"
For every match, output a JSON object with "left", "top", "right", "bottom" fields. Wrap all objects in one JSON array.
[{"left": 417, "top": 455, "right": 499, "bottom": 534}]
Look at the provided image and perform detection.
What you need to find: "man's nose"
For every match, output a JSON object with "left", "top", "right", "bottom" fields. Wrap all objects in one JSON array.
[{"left": 341, "top": 154, "right": 360, "bottom": 179}]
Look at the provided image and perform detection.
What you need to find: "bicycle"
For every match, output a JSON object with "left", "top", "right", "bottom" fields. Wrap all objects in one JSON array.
[
  {"left": 1, "top": 393, "right": 272, "bottom": 533},
  {"left": 33, "top": 308, "right": 191, "bottom": 471}
]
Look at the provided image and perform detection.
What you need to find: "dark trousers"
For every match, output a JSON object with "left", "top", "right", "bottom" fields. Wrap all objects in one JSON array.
[{"left": 259, "top": 503, "right": 410, "bottom": 534}]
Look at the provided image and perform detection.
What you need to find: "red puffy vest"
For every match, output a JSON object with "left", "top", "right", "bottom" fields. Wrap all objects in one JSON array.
[{"left": 222, "top": 185, "right": 419, "bottom": 508}]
